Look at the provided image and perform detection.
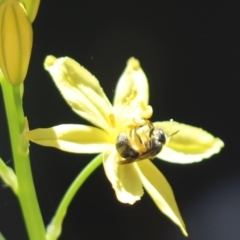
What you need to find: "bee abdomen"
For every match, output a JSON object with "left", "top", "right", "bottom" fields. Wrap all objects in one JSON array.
[{"left": 116, "top": 132, "right": 139, "bottom": 159}]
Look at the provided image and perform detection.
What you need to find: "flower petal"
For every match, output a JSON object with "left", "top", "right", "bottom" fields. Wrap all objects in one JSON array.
[
  {"left": 26, "top": 124, "right": 111, "bottom": 153},
  {"left": 155, "top": 121, "right": 224, "bottom": 164},
  {"left": 113, "top": 57, "right": 149, "bottom": 106},
  {"left": 135, "top": 160, "right": 188, "bottom": 236},
  {"left": 103, "top": 148, "right": 143, "bottom": 204},
  {"left": 44, "top": 56, "right": 113, "bottom": 131},
  {"left": 0, "top": 157, "right": 18, "bottom": 195}
]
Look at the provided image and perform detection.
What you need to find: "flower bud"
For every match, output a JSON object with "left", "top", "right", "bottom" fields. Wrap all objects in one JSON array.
[
  {"left": 21, "top": 0, "right": 40, "bottom": 22},
  {"left": 0, "top": 0, "right": 33, "bottom": 85}
]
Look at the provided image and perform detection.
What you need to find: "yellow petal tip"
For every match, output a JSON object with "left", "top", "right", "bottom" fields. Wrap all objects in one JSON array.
[
  {"left": 127, "top": 57, "right": 140, "bottom": 70},
  {"left": 182, "top": 227, "right": 188, "bottom": 237},
  {"left": 44, "top": 55, "right": 57, "bottom": 68}
]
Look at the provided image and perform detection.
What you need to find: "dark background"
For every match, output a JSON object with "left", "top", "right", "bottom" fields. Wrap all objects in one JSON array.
[{"left": 0, "top": 0, "right": 240, "bottom": 239}]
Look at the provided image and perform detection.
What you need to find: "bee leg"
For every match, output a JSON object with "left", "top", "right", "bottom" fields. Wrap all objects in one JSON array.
[{"left": 147, "top": 121, "right": 155, "bottom": 136}]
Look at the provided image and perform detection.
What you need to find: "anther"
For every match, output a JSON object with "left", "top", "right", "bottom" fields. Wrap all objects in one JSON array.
[{"left": 140, "top": 103, "right": 153, "bottom": 119}]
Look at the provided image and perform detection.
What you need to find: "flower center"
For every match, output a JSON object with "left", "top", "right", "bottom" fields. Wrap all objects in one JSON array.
[{"left": 115, "top": 120, "right": 166, "bottom": 164}]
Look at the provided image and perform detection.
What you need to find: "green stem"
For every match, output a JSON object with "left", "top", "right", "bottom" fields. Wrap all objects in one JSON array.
[
  {"left": 0, "top": 231, "right": 6, "bottom": 240},
  {"left": 0, "top": 76, "right": 45, "bottom": 239},
  {"left": 47, "top": 154, "right": 102, "bottom": 240}
]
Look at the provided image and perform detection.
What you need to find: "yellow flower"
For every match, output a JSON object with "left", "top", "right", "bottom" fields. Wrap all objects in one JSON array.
[
  {"left": 26, "top": 55, "right": 224, "bottom": 236},
  {"left": 0, "top": 0, "right": 32, "bottom": 85}
]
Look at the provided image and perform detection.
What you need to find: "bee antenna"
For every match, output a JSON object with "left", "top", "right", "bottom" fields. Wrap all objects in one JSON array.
[{"left": 167, "top": 130, "right": 179, "bottom": 137}]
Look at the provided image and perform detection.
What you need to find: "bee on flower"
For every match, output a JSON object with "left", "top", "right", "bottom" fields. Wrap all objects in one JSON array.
[{"left": 26, "top": 56, "right": 224, "bottom": 236}]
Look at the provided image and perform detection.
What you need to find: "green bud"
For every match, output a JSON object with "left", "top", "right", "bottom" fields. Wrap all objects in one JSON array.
[{"left": 21, "top": 0, "right": 40, "bottom": 22}]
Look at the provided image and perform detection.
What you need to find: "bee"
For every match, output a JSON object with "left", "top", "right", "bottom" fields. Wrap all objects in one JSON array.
[{"left": 116, "top": 121, "right": 167, "bottom": 164}]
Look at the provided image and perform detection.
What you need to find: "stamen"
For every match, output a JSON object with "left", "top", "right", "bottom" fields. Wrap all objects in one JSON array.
[
  {"left": 130, "top": 126, "right": 147, "bottom": 153},
  {"left": 140, "top": 101, "right": 147, "bottom": 110},
  {"left": 126, "top": 117, "right": 146, "bottom": 129},
  {"left": 126, "top": 88, "right": 137, "bottom": 105},
  {"left": 140, "top": 103, "right": 153, "bottom": 119},
  {"left": 109, "top": 113, "right": 116, "bottom": 128}
]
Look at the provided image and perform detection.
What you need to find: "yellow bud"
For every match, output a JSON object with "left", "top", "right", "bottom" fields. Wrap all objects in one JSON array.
[
  {"left": 0, "top": 0, "right": 33, "bottom": 85},
  {"left": 21, "top": 0, "right": 40, "bottom": 22}
]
